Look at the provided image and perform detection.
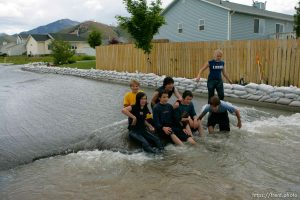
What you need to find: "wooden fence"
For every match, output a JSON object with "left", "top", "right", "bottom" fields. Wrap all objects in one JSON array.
[{"left": 96, "top": 39, "right": 300, "bottom": 87}]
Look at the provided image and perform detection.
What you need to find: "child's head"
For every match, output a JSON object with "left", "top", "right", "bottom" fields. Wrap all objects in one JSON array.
[
  {"left": 130, "top": 79, "right": 140, "bottom": 93},
  {"left": 209, "top": 95, "right": 221, "bottom": 112},
  {"left": 182, "top": 90, "right": 193, "bottom": 105},
  {"left": 158, "top": 90, "right": 169, "bottom": 104},
  {"left": 163, "top": 77, "right": 174, "bottom": 91},
  {"left": 214, "top": 49, "right": 223, "bottom": 61},
  {"left": 135, "top": 92, "right": 147, "bottom": 107}
]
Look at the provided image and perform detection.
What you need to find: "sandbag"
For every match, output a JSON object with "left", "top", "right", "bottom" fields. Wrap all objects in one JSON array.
[
  {"left": 276, "top": 98, "right": 293, "bottom": 105},
  {"left": 289, "top": 101, "right": 300, "bottom": 107}
]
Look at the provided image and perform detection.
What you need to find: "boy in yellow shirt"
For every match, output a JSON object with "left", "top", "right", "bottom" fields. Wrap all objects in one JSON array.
[
  {"left": 123, "top": 80, "right": 142, "bottom": 107},
  {"left": 123, "top": 80, "right": 153, "bottom": 122}
]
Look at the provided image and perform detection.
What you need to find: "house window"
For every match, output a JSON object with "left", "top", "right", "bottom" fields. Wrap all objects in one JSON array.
[
  {"left": 276, "top": 23, "right": 284, "bottom": 33},
  {"left": 178, "top": 23, "right": 183, "bottom": 33},
  {"left": 199, "top": 19, "right": 205, "bottom": 31},
  {"left": 254, "top": 18, "right": 265, "bottom": 34}
]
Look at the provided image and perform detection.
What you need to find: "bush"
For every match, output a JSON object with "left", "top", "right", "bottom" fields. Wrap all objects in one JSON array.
[{"left": 50, "top": 40, "right": 75, "bottom": 65}]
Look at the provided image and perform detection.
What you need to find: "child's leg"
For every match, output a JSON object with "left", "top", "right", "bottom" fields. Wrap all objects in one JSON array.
[
  {"left": 187, "top": 137, "right": 197, "bottom": 145},
  {"left": 170, "top": 133, "right": 184, "bottom": 145},
  {"left": 143, "top": 131, "right": 164, "bottom": 150},
  {"left": 208, "top": 126, "right": 215, "bottom": 134},
  {"left": 185, "top": 124, "right": 193, "bottom": 136},
  {"left": 207, "top": 80, "right": 216, "bottom": 103},
  {"left": 129, "top": 130, "right": 156, "bottom": 153},
  {"left": 196, "top": 119, "right": 205, "bottom": 137},
  {"left": 218, "top": 112, "right": 230, "bottom": 132},
  {"left": 215, "top": 80, "right": 224, "bottom": 100}
]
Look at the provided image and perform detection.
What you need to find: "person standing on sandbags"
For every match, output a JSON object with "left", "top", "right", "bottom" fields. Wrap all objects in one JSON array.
[{"left": 195, "top": 49, "right": 233, "bottom": 103}]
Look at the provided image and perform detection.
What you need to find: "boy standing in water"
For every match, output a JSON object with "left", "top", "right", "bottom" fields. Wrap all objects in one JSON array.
[
  {"left": 151, "top": 77, "right": 182, "bottom": 108},
  {"left": 153, "top": 90, "right": 196, "bottom": 146},
  {"left": 174, "top": 90, "right": 204, "bottom": 137},
  {"left": 195, "top": 49, "right": 233, "bottom": 103},
  {"left": 198, "top": 96, "right": 242, "bottom": 133},
  {"left": 122, "top": 92, "right": 163, "bottom": 153}
]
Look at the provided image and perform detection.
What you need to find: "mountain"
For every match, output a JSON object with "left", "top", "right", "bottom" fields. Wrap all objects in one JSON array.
[
  {"left": 0, "top": 33, "right": 16, "bottom": 44},
  {"left": 59, "top": 21, "right": 117, "bottom": 40},
  {"left": 21, "top": 19, "right": 80, "bottom": 35}
]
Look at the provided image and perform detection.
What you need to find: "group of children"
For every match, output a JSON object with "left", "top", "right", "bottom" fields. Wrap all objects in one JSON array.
[{"left": 122, "top": 49, "right": 242, "bottom": 153}]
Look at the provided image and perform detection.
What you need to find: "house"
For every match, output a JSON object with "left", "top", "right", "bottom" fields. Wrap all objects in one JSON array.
[
  {"left": 154, "top": 0, "right": 295, "bottom": 42},
  {"left": 0, "top": 34, "right": 29, "bottom": 56},
  {"left": 26, "top": 33, "right": 95, "bottom": 56},
  {"left": 0, "top": 42, "right": 27, "bottom": 56},
  {"left": 26, "top": 34, "right": 51, "bottom": 56}
]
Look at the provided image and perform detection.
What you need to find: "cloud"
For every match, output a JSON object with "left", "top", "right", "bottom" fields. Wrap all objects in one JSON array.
[{"left": 0, "top": 0, "right": 297, "bottom": 35}]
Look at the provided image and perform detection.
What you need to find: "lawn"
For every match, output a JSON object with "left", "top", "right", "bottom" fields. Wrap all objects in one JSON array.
[
  {"left": 0, "top": 55, "right": 53, "bottom": 64},
  {"left": 0, "top": 55, "right": 96, "bottom": 69},
  {"left": 61, "top": 61, "right": 96, "bottom": 69}
]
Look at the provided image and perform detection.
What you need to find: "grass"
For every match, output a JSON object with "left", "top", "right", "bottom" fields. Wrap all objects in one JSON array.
[
  {"left": 61, "top": 61, "right": 96, "bottom": 69},
  {"left": 0, "top": 55, "right": 53, "bottom": 64},
  {"left": 0, "top": 55, "right": 96, "bottom": 69}
]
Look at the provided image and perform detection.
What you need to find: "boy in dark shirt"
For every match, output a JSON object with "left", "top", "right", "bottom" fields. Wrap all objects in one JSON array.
[
  {"left": 153, "top": 90, "right": 196, "bottom": 146},
  {"left": 174, "top": 90, "right": 204, "bottom": 137},
  {"left": 151, "top": 76, "right": 182, "bottom": 108}
]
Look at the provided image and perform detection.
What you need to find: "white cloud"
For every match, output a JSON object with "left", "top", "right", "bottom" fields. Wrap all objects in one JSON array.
[{"left": 0, "top": 0, "right": 297, "bottom": 35}]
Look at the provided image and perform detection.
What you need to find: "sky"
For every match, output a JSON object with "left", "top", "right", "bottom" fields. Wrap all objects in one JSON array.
[{"left": 0, "top": 0, "right": 298, "bottom": 35}]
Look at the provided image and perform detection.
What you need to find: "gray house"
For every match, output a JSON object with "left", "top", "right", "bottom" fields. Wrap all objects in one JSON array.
[{"left": 154, "top": 0, "right": 295, "bottom": 42}]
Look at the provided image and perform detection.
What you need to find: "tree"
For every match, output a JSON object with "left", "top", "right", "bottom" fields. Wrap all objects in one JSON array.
[
  {"left": 50, "top": 40, "right": 75, "bottom": 65},
  {"left": 294, "top": 0, "right": 300, "bottom": 38},
  {"left": 116, "top": 0, "right": 165, "bottom": 54},
  {"left": 88, "top": 30, "right": 102, "bottom": 48}
]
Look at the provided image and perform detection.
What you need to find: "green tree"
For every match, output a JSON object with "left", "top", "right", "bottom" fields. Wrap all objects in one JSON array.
[
  {"left": 294, "top": 1, "right": 300, "bottom": 38},
  {"left": 116, "top": 0, "right": 165, "bottom": 54},
  {"left": 88, "top": 30, "right": 102, "bottom": 48},
  {"left": 50, "top": 40, "right": 75, "bottom": 65}
]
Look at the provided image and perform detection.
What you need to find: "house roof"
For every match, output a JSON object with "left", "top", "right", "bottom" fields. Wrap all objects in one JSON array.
[
  {"left": 30, "top": 34, "right": 51, "bottom": 42},
  {"left": 18, "top": 34, "right": 30, "bottom": 39},
  {"left": 48, "top": 33, "right": 86, "bottom": 42},
  {"left": 162, "top": 0, "right": 294, "bottom": 21}
]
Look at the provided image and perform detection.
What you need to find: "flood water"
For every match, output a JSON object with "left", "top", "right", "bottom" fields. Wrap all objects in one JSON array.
[{"left": 0, "top": 64, "right": 299, "bottom": 200}]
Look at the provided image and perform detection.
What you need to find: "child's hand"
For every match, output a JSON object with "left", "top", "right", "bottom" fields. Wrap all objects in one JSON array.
[
  {"left": 149, "top": 126, "right": 155, "bottom": 132},
  {"left": 183, "top": 129, "right": 191, "bottom": 136},
  {"left": 173, "top": 100, "right": 181, "bottom": 109},
  {"left": 162, "top": 127, "right": 172, "bottom": 135}
]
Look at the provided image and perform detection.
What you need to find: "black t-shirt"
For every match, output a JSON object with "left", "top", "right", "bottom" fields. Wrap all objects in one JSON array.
[
  {"left": 154, "top": 86, "right": 175, "bottom": 104},
  {"left": 128, "top": 105, "right": 149, "bottom": 131}
]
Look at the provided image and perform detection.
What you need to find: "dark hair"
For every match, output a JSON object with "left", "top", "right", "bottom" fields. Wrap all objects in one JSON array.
[
  {"left": 135, "top": 92, "right": 147, "bottom": 107},
  {"left": 210, "top": 95, "right": 221, "bottom": 106},
  {"left": 163, "top": 76, "right": 174, "bottom": 87},
  {"left": 158, "top": 89, "right": 169, "bottom": 98},
  {"left": 182, "top": 90, "right": 193, "bottom": 99}
]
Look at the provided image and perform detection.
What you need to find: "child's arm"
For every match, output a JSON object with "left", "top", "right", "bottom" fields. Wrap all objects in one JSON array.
[
  {"left": 122, "top": 106, "right": 137, "bottom": 125},
  {"left": 222, "top": 67, "right": 233, "bottom": 84},
  {"left": 151, "top": 91, "right": 159, "bottom": 107},
  {"left": 196, "top": 62, "right": 209, "bottom": 82},
  {"left": 235, "top": 109, "right": 242, "bottom": 128},
  {"left": 174, "top": 87, "right": 182, "bottom": 101},
  {"left": 123, "top": 93, "right": 130, "bottom": 107},
  {"left": 145, "top": 120, "right": 155, "bottom": 132}
]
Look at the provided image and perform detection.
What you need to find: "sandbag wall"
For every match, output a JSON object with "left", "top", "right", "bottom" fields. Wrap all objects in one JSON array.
[{"left": 22, "top": 63, "right": 300, "bottom": 107}]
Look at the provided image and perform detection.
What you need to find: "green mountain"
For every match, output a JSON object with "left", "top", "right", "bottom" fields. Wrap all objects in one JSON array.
[
  {"left": 0, "top": 34, "right": 16, "bottom": 44},
  {"left": 59, "top": 21, "right": 132, "bottom": 43}
]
